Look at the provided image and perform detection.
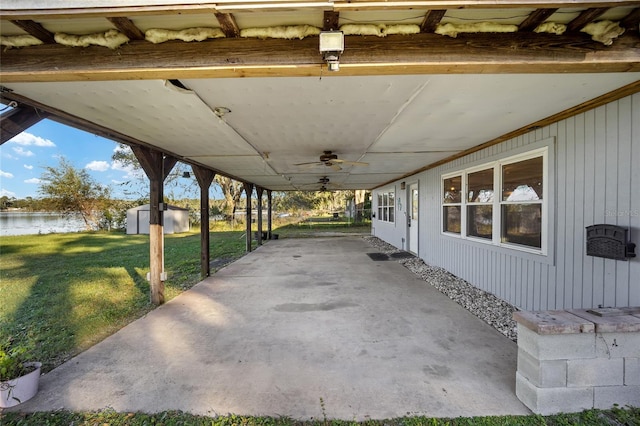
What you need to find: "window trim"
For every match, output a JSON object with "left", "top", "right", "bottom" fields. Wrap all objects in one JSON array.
[{"left": 441, "top": 147, "right": 548, "bottom": 255}]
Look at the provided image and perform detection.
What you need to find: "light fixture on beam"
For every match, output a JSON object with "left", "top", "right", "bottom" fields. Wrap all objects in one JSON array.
[{"left": 319, "top": 31, "right": 344, "bottom": 72}]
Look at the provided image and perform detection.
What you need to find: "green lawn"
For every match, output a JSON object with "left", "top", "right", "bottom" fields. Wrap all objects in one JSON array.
[
  {"left": 0, "top": 229, "right": 250, "bottom": 373},
  {"left": 1, "top": 406, "right": 639, "bottom": 425}
]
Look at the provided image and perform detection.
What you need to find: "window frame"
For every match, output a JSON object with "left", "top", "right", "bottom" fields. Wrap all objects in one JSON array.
[
  {"left": 377, "top": 189, "right": 396, "bottom": 223},
  {"left": 441, "top": 147, "right": 548, "bottom": 255}
]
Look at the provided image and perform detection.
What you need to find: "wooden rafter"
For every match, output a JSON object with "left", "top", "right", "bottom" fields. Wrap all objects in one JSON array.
[
  {"left": 9, "top": 20, "right": 55, "bottom": 43},
  {"left": 566, "top": 7, "right": 609, "bottom": 32},
  {"left": 620, "top": 7, "right": 640, "bottom": 29},
  {"left": 518, "top": 8, "right": 558, "bottom": 31},
  {"left": 323, "top": 11, "right": 340, "bottom": 31},
  {"left": 215, "top": 13, "right": 240, "bottom": 38},
  {"left": 0, "top": 105, "right": 49, "bottom": 144},
  {"left": 106, "top": 16, "right": 144, "bottom": 40},
  {"left": 1, "top": 32, "right": 639, "bottom": 83},
  {"left": 420, "top": 9, "right": 446, "bottom": 33}
]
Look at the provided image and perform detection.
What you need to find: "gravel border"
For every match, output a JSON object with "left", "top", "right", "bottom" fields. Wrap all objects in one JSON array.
[{"left": 364, "top": 236, "right": 518, "bottom": 342}]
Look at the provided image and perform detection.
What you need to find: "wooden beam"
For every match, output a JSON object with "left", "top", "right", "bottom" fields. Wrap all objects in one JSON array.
[
  {"left": 106, "top": 16, "right": 145, "bottom": 40},
  {"left": 2, "top": 32, "right": 639, "bottom": 83},
  {"left": 376, "top": 79, "right": 640, "bottom": 189},
  {"left": 518, "top": 8, "right": 558, "bottom": 31},
  {"left": 243, "top": 182, "right": 253, "bottom": 252},
  {"left": 323, "top": 11, "right": 340, "bottom": 31},
  {"left": 420, "top": 10, "right": 446, "bottom": 33},
  {"left": 1, "top": 105, "right": 49, "bottom": 144},
  {"left": 620, "top": 7, "right": 640, "bottom": 29},
  {"left": 214, "top": 13, "right": 240, "bottom": 38},
  {"left": 566, "top": 7, "right": 609, "bottom": 32},
  {"left": 256, "top": 187, "right": 264, "bottom": 246},
  {"left": 193, "top": 165, "right": 216, "bottom": 278},
  {"left": 9, "top": 20, "right": 55, "bottom": 44}
]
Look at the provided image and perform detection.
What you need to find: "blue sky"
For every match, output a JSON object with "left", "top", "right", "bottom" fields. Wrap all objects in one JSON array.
[{"left": 0, "top": 118, "right": 213, "bottom": 200}]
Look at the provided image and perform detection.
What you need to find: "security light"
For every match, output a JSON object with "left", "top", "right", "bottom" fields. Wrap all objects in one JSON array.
[{"left": 319, "top": 31, "right": 344, "bottom": 72}]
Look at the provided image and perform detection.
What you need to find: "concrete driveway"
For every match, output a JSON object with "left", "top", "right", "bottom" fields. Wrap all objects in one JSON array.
[{"left": 16, "top": 236, "right": 530, "bottom": 419}]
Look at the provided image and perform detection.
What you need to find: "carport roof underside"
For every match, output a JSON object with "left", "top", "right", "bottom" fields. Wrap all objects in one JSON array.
[{"left": 1, "top": 1, "right": 639, "bottom": 192}]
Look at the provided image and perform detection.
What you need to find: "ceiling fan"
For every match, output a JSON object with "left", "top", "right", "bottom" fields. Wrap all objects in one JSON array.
[{"left": 294, "top": 151, "right": 368, "bottom": 171}]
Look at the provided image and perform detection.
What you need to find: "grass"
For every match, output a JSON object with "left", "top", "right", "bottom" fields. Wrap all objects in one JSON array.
[
  {"left": 1, "top": 406, "right": 639, "bottom": 425},
  {"left": 1, "top": 220, "right": 638, "bottom": 425},
  {"left": 274, "top": 215, "right": 370, "bottom": 238},
  {"left": 0, "top": 229, "right": 251, "bottom": 373}
]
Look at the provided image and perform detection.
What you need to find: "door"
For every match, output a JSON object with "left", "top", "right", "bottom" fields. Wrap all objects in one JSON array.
[{"left": 408, "top": 183, "right": 419, "bottom": 254}]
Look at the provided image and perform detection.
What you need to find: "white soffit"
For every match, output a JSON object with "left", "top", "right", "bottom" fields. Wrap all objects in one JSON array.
[
  {"left": 183, "top": 75, "right": 431, "bottom": 160},
  {"left": 371, "top": 73, "right": 640, "bottom": 154},
  {"left": 4, "top": 79, "right": 259, "bottom": 158}
]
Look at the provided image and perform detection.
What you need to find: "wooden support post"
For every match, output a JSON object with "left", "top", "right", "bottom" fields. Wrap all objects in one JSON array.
[
  {"left": 130, "top": 145, "right": 177, "bottom": 306},
  {"left": 243, "top": 183, "right": 253, "bottom": 252},
  {"left": 256, "top": 187, "right": 264, "bottom": 246},
  {"left": 192, "top": 165, "right": 215, "bottom": 279},
  {"left": 267, "top": 190, "right": 273, "bottom": 240}
]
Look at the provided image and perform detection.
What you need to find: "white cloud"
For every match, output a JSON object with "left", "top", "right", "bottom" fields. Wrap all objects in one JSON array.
[
  {"left": 25, "top": 178, "right": 42, "bottom": 184},
  {"left": 9, "top": 132, "right": 56, "bottom": 147},
  {"left": 0, "top": 170, "right": 14, "bottom": 178},
  {"left": 85, "top": 160, "right": 110, "bottom": 172},
  {"left": 0, "top": 189, "right": 16, "bottom": 198},
  {"left": 24, "top": 164, "right": 33, "bottom": 170},
  {"left": 112, "top": 162, "right": 144, "bottom": 179},
  {"left": 13, "top": 146, "right": 34, "bottom": 157}
]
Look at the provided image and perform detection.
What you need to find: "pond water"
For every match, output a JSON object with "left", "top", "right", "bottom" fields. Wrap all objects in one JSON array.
[{"left": 0, "top": 211, "right": 87, "bottom": 236}]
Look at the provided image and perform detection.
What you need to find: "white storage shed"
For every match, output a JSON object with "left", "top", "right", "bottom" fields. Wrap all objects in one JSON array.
[{"left": 126, "top": 204, "right": 189, "bottom": 235}]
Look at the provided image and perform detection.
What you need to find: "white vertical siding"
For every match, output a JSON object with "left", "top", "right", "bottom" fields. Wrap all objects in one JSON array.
[{"left": 373, "top": 93, "right": 639, "bottom": 310}]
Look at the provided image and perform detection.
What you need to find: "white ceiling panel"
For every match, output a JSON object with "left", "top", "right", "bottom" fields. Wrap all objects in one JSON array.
[
  {"left": 233, "top": 11, "right": 322, "bottom": 29},
  {"left": 371, "top": 74, "right": 640, "bottom": 154},
  {"left": 5, "top": 72, "right": 640, "bottom": 192},
  {"left": 4, "top": 79, "right": 259, "bottom": 158},
  {"left": 183, "top": 75, "right": 431, "bottom": 161},
  {"left": 354, "top": 152, "right": 457, "bottom": 175}
]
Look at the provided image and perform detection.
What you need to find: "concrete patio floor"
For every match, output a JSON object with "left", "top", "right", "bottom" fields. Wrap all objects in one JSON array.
[{"left": 15, "top": 236, "right": 530, "bottom": 420}]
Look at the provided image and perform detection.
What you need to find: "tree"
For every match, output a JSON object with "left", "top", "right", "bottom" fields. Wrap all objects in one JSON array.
[
  {"left": 216, "top": 175, "right": 245, "bottom": 220},
  {"left": 112, "top": 143, "right": 197, "bottom": 200},
  {"left": 39, "top": 157, "right": 112, "bottom": 230}
]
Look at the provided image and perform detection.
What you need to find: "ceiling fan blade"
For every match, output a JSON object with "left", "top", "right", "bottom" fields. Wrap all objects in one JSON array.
[
  {"left": 340, "top": 160, "right": 369, "bottom": 166},
  {"left": 293, "top": 161, "right": 323, "bottom": 166},
  {"left": 330, "top": 163, "right": 342, "bottom": 171}
]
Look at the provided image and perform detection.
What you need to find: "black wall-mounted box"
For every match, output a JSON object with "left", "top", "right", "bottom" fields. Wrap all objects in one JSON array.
[{"left": 586, "top": 224, "right": 636, "bottom": 261}]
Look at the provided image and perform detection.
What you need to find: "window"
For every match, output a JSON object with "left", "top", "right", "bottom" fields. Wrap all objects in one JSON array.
[
  {"left": 377, "top": 190, "right": 395, "bottom": 223},
  {"left": 441, "top": 148, "right": 547, "bottom": 253},
  {"left": 501, "top": 156, "right": 543, "bottom": 248},
  {"left": 467, "top": 168, "right": 493, "bottom": 240},
  {"left": 442, "top": 175, "right": 461, "bottom": 233}
]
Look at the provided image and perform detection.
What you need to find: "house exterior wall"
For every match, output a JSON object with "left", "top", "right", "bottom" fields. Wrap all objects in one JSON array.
[{"left": 372, "top": 93, "right": 639, "bottom": 311}]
